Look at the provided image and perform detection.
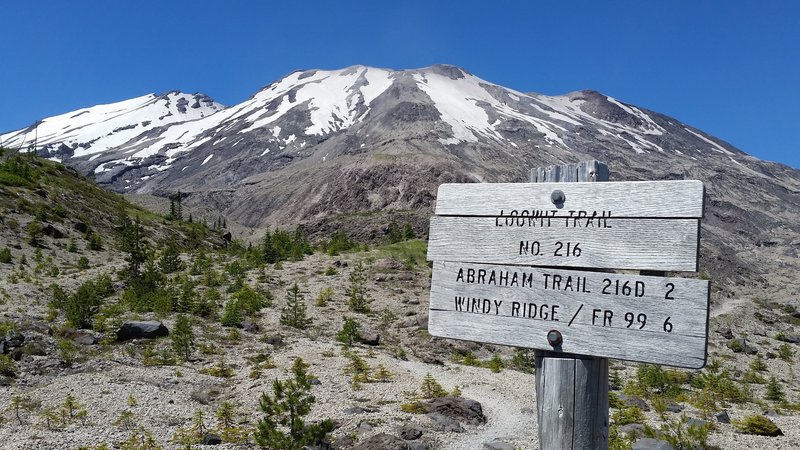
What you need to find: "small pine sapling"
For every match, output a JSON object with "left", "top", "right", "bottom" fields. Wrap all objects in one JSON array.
[
  {"left": 336, "top": 317, "right": 359, "bottom": 347},
  {"left": 346, "top": 261, "right": 371, "bottom": 313},
  {"left": 254, "top": 358, "right": 334, "bottom": 449},
  {"left": 280, "top": 282, "right": 312, "bottom": 329}
]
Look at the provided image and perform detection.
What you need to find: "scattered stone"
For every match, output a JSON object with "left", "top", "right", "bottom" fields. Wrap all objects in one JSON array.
[
  {"left": 421, "top": 354, "right": 444, "bottom": 365},
  {"left": 1, "top": 331, "right": 26, "bottom": 353},
  {"left": 686, "top": 418, "right": 708, "bottom": 428},
  {"left": 116, "top": 321, "right": 169, "bottom": 341},
  {"left": 264, "top": 335, "right": 283, "bottom": 346},
  {"left": 42, "top": 224, "right": 65, "bottom": 239},
  {"left": 344, "top": 406, "right": 368, "bottom": 415},
  {"left": 359, "top": 332, "right": 380, "bottom": 346},
  {"left": 352, "top": 433, "right": 409, "bottom": 450},
  {"left": 716, "top": 327, "right": 734, "bottom": 339},
  {"left": 191, "top": 386, "right": 222, "bottom": 405},
  {"left": 484, "top": 440, "right": 515, "bottom": 450},
  {"left": 21, "top": 340, "right": 48, "bottom": 356},
  {"left": 61, "top": 328, "right": 98, "bottom": 345},
  {"left": 397, "top": 425, "right": 423, "bottom": 440},
  {"left": 617, "top": 394, "right": 650, "bottom": 412},
  {"left": 334, "top": 434, "right": 356, "bottom": 449},
  {"left": 241, "top": 318, "right": 260, "bottom": 333},
  {"left": 406, "top": 298, "right": 420, "bottom": 305},
  {"left": 728, "top": 338, "right": 758, "bottom": 355},
  {"left": 416, "top": 314, "right": 429, "bottom": 330},
  {"left": 400, "top": 317, "right": 418, "bottom": 328},
  {"left": 620, "top": 423, "right": 645, "bottom": 435},
  {"left": 407, "top": 442, "right": 429, "bottom": 450},
  {"left": 397, "top": 272, "right": 414, "bottom": 281},
  {"left": 356, "top": 422, "right": 373, "bottom": 433},
  {"left": 632, "top": 438, "right": 674, "bottom": 450},
  {"left": 715, "top": 411, "right": 731, "bottom": 424},
  {"left": 26, "top": 322, "right": 52, "bottom": 335},
  {"left": 427, "top": 412, "right": 465, "bottom": 432},
  {"left": 665, "top": 403, "right": 684, "bottom": 413},
  {"left": 520, "top": 407, "right": 535, "bottom": 414},
  {"left": 424, "top": 397, "right": 486, "bottom": 425},
  {"left": 203, "top": 433, "right": 222, "bottom": 445},
  {"left": 777, "top": 334, "right": 800, "bottom": 344}
]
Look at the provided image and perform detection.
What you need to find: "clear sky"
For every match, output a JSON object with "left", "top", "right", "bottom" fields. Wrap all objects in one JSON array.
[{"left": 1, "top": 1, "right": 797, "bottom": 168}]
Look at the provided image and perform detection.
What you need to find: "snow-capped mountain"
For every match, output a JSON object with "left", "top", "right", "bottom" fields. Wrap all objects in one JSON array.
[
  {"left": 1, "top": 65, "right": 748, "bottom": 191},
  {"left": 2, "top": 65, "right": 798, "bottom": 293},
  {"left": 1, "top": 92, "right": 222, "bottom": 162}
]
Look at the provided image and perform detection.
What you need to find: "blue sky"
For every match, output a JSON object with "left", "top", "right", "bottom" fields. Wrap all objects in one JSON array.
[{"left": 1, "top": 1, "right": 797, "bottom": 168}]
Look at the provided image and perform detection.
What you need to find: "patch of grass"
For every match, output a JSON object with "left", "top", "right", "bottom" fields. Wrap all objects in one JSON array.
[{"left": 375, "top": 239, "right": 428, "bottom": 269}]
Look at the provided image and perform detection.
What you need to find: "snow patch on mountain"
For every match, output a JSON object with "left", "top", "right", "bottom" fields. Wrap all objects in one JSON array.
[
  {"left": 0, "top": 92, "right": 223, "bottom": 158},
  {"left": 685, "top": 128, "right": 733, "bottom": 155}
]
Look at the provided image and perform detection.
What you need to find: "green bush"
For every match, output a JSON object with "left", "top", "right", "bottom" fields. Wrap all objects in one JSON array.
[
  {"left": 262, "top": 228, "right": 313, "bottom": 263},
  {"left": 220, "top": 300, "right": 244, "bottom": 327},
  {"left": 346, "top": 261, "right": 371, "bottom": 313},
  {"left": 315, "top": 287, "right": 333, "bottom": 306},
  {"left": 171, "top": 315, "right": 194, "bottom": 361},
  {"left": 319, "top": 230, "right": 356, "bottom": 256},
  {"left": 612, "top": 406, "right": 645, "bottom": 426},
  {"left": 644, "top": 414, "right": 711, "bottom": 448},
  {"left": 777, "top": 343, "right": 794, "bottom": 362},
  {"left": 765, "top": 376, "right": 785, "bottom": 402},
  {"left": 64, "top": 274, "right": 114, "bottom": 329},
  {"left": 734, "top": 415, "right": 783, "bottom": 436},
  {"left": 420, "top": 372, "right": 449, "bottom": 399},
  {"left": 0, "top": 248, "right": 12, "bottom": 264},
  {"left": 280, "top": 283, "right": 312, "bottom": 329},
  {"left": 336, "top": 317, "right": 359, "bottom": 347}
]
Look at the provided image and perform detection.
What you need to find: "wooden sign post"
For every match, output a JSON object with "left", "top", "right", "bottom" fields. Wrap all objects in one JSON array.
[{"left": 426, "top": 160, "right": 709, "bottom": 449}]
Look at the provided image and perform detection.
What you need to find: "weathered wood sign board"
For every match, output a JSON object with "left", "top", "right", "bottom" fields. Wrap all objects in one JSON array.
[
  {"left": 429, "top": 180, "right": 703, "bottom": 272},
  {"left": 427, "top": 179, "right": 709, "bottom": 368},
  {"left": 428, "top": 261, "right": 709, "bottom": 368}
]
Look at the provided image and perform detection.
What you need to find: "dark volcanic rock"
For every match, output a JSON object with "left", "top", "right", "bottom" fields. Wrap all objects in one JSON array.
[
  {"left": 424, "top": 397, "right": 486, "bottom": 425},
  {"left": 116, "top": 321, "right": 169, "bottom": 341},
  {"left": 359, "top": 332, "right": 380, "bottom": 346},
  {"left": 427, "top": 412, "right": 464, "bottom": 432},
  {"left": 397, "top": 425, "right": 423, "bottom": 440},
  {"left": 202, "top": 433, "right": 222, "bottom": 445},
  {"left": 352, "top": 433, "right": 409, "bottom": 450},
  {"left": 43, "top": 224, "right": 66, "bottom": 239},
  {"left": 617, "top": 394, "right": 650, "bottom": 412}
]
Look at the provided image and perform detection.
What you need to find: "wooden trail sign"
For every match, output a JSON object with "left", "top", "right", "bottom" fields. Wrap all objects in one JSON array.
[
  {"left": 428, "top": 180, "right": 704, "bottom": 272},
  {"left": 427, "top": 172, "right": 708, "bottom": 368},
  {"left": 429, "top": 261, "right": 709, "bottom": 368},
  {"left": 426, "top": 160, "right": 711, "bottom": 449}
]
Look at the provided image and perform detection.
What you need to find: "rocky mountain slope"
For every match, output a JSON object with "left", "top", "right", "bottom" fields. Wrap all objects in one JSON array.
[
  {"left": 0, "top": 147, "right": 798, "bottom": 447},
  {"left": 2, "top": 65, "right": 799, "bottom": 298}
]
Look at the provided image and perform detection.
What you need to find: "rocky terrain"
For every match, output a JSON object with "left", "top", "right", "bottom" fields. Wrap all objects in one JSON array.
[{"left": 0, "top": 153, "right": 798, "bottom": 450}]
